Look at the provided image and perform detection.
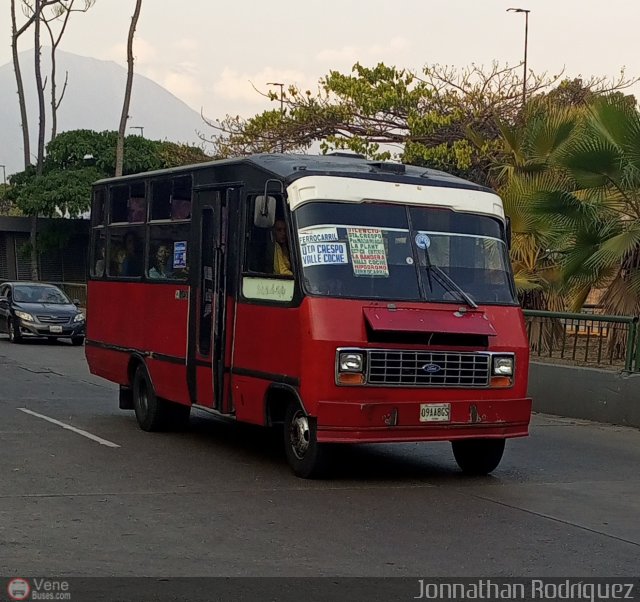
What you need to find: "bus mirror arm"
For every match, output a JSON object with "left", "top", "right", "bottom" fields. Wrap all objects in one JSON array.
[{"left": 506, "top": 216, "right": 512, "bottom": 250}]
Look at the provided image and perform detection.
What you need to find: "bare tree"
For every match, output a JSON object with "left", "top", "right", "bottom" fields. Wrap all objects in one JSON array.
[
  {"left": 11, "top": 0, "right": 95, "bottom": 279},
  {"left": 116, "top": 0, "right": 143, "bottom": 177},
  {"left": 43, "top": 0, "right": 95, "bottom": 140},
  {"left": 9, "top": 0, "right": 52, "bottom": 170}
]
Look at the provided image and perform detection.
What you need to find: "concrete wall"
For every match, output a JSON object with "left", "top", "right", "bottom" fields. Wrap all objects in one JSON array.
[{"left": 529, "top": 362, "right": 640, "bottom": 428}]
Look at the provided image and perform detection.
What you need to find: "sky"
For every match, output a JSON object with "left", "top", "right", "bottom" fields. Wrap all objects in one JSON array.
[{"left": 2, "top": 0, "right": 640, "bottom": 124}]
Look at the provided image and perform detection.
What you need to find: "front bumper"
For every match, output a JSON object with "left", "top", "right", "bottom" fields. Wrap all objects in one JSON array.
[
  {"left": 316, "top": 398, "right": 532, "bottom": 443},
  {"left": 18, "top": 320, "right": 85, "bottom": 338}
]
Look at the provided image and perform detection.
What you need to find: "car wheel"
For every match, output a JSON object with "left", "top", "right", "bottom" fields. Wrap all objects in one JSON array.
[
  {"left": 451, "top": 438, "right": 506, "bottom": 475},
  {"left": 283, "top": 402, "right": 329, "bottom": 479},
  {"left": 71, "top": 336, "right": 85, "bottom": 346},
  {"left": 8, "top": 319, "right": 22, "bottom": 344}
]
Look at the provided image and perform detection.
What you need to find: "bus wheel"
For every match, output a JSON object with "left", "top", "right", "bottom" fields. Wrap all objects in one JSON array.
[
  {"left": 451, "top": 438, "right": 505, "bottom": 475},
  {"left": 283, "top": 403, "right": 328, "bottom": 479},
  {"left": 132, "top": 364, "right": 166, "bottom": 432}
]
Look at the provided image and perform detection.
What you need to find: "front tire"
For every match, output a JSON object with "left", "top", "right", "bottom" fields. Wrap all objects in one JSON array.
[
  {"left": 283, "top": 403, "right": 328, "bottom": 479},
  {"left": 8, "top": 319, "right": 22, "bottom": 344},
  {"left": 452, "top": 438, "right": 505, "bottom": 475},
  {"left": 71, "top": 336, "right": 85, "bottom": 346}
]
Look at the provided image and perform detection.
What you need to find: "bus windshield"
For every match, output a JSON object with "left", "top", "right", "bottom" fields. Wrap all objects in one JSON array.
[{"left": 294, "top": 201, "right": 517, "bottom": 305}]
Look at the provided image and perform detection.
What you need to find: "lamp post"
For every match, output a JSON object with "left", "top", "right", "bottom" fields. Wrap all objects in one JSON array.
[
  {"left": 507, "top": 7, "right": 530, "bottom": 106},
  {"left": 129, "top": 126, "right": 144, "bottom": 137}
]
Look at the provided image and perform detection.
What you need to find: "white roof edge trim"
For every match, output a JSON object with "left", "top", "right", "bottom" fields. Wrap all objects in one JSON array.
[{"left": 286, "top": 175, "right": 505, "bottom": 220}]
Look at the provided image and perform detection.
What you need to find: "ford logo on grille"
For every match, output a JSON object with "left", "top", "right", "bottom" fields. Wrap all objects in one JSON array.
[{"left": 422, "top": 363, "right": 442, "bottom": 374}]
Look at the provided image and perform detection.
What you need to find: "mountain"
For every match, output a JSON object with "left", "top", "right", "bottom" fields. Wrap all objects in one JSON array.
[{"left": 0, "top": 50, "right": 207, "bottom": 177}]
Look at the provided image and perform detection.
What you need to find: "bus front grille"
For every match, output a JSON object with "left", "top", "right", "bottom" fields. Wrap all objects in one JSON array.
[{"left": 367, "top": 350, "right": 491, "bottom": 387}]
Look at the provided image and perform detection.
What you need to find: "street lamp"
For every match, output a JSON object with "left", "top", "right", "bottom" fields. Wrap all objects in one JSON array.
[
  {"left": 129, "top": 126, "right": 144, "bottom": 137},
  {"left": 507, "top": 7, "right": 530, "bottom": 106}
]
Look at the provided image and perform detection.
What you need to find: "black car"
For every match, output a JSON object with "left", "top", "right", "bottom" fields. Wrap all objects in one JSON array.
[{"left": 0, "top": 282, "right": 85, "bottom": 345}]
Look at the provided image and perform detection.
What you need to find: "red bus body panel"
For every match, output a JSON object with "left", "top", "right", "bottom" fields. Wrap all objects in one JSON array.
[
  {"left": 86, "top": 280, "right": 191, "bottom": 406},
  {"left": 87, "top": 289, "right": 530, "bottom": 443}
]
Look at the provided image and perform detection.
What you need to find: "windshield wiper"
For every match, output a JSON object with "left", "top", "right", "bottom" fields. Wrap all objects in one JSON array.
[{"left": 420, "top": 244, "right": 478, "bottom": 309}]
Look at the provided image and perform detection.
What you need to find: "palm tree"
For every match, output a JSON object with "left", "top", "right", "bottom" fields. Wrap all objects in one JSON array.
[
  {"left": 484, "top": 105, "right": 580, "bottom": 311},
  {"left": 545, "top": 95, "right": 640, "bottom": 316}
]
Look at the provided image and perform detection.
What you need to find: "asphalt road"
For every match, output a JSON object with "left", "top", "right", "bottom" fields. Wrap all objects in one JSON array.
[{"left": 1, "top": 335, "right": 639, "bottom": 583}]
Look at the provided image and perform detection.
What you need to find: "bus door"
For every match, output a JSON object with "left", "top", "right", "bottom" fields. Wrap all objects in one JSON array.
[{"left": 188, "top": 185, "right": 237, "bottom": 413}]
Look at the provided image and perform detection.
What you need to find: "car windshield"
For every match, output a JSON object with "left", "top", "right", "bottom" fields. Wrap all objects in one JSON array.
[
  {"left": 13, "top": 285, "right": 71, "bottom": 304},
  {"left": 294, "top": 201, "right": 517, "bottom": 305}
]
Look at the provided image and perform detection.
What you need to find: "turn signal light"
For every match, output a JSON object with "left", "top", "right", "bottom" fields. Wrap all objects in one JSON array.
[
  {"left": 337, "top": 373, "right": 366, "bottom": 385},
  {"left": 490, "top": 376, "right": 512, "bottom": 388}
]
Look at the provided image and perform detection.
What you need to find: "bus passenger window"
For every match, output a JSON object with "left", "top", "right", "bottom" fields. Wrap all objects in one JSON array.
[
  {"left": 92, "top": 188, "right": 106, "bottom": 226},
  {"left": 171, "top": 176, "right": 192, "bottom": 220},
  {"left": 110, "top": 186, "right": 129, "bottom": 223},
  {"left": 147, "top": 224, "right": 190, "bottom": 280},
  {"left": 107, "top": 227, "right": 144, "bottom": 277},
  {"left": 128, "top": 182, "right": 146, "bottom": 223},
  {"left": 91, "top": 230, "right": 107, "bottom": 277}
]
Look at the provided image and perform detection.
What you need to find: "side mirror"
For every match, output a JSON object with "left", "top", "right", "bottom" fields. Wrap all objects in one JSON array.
[
  {"left": 254, "top": 195, "right": 276, "bottom": 228},
  {"left": 73, "top": 299, "right": 81, "bottom": 307},
  {"left": 505, "top": 216, "right": 512, "bottom": 250}
]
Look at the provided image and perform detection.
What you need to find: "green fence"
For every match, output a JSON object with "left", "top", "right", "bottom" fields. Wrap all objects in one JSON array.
[
  {"left": 51, "top": 282, "right": 87, "bottom": 308},
  {"left": 523, "top": 309, "right": 639, "bottom": 372}
]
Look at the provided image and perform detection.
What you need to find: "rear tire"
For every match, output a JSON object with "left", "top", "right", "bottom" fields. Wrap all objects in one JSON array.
[
  {"left": 132, "top": 364, "right": 190, "bottom": 431},
  {"left": 132, "top": 364, "right": 167, "bottom": 431},
  {"left": 71, "top": 336, "right": 85, "bottom": 346},
  {"left": 8, "top": 319, "right": 22, "bottom": 344},
  {"left": 452, "top": 438, "right": 505, "bottom": 475},
  {"left": 283, "top": 403, "right": 329, "bottom": 479}
]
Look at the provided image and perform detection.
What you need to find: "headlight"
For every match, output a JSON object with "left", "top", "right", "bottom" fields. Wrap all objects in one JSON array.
[
  {"left": 493, "top": 356, "right": 514, "bottom": 376},
  {"left": 15, "top": 310, "right": 34, "bottom": 322},
  {"left": 73, "top": 313, "right": 85, "bottom": 323},
  {"left": 338, "top": 352, "right": 364, "bottom": 373}
]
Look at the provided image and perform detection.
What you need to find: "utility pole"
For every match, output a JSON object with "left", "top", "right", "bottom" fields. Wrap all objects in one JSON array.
[{"left": 507, "top": 8, "right": 531, "bottom": 106}]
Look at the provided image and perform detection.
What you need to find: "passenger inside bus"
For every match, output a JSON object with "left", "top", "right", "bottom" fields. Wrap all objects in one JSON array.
[
  {"left": 273, "top": 219, "right": 292, "bottom": 276},
  {"left": 94, "top": 240, "right": 106, "bottom": 277},
  {"left": 148, "top": 242, "right": 172, "bottom": 279},
  {"left": 122, "top": 231, "right": 143, "bottom": 277}
]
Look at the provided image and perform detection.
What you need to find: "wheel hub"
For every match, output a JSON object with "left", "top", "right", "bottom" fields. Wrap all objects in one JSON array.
[
  {"left": 136, "top": 381, "right": 148, "bottom": 415},
  {"left": 289, "top": 411, "right": 310, "bottom": 460}
]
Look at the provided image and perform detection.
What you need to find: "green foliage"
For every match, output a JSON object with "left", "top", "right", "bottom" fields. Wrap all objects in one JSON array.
[
  {"left": 495, "top": 94, "right": 640, "bottom": 316},
  {"left": 7, "top": 129, "right": 211, "bottom": 218},
  {"left": 206, "top": 64, "right": 638, "bottom": 188}
]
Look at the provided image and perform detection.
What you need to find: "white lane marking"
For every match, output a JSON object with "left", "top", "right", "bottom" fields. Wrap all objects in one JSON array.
[{"left": 18, "top": 408, "right": 120, "bottom": 448}]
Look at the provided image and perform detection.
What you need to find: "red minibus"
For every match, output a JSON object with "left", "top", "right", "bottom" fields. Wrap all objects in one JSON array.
[{"left": 86, "top": 154, "right": 531, "bottom": 477}]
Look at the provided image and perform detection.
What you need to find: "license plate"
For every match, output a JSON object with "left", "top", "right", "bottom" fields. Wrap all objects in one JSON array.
[
  {"left": 49, "top": 325, "right": 63, "bottom": 333},
  {"left": 420, "top": 403, "right": 451, "bottom": 422}
]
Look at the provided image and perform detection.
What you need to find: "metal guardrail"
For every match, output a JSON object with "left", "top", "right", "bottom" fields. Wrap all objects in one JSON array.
[
  {"left": 49, "top": 282, "right": 87, "bottom": 308},
  {"left": 523, "top": 309, "right": 639, "bottom": 372}
]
